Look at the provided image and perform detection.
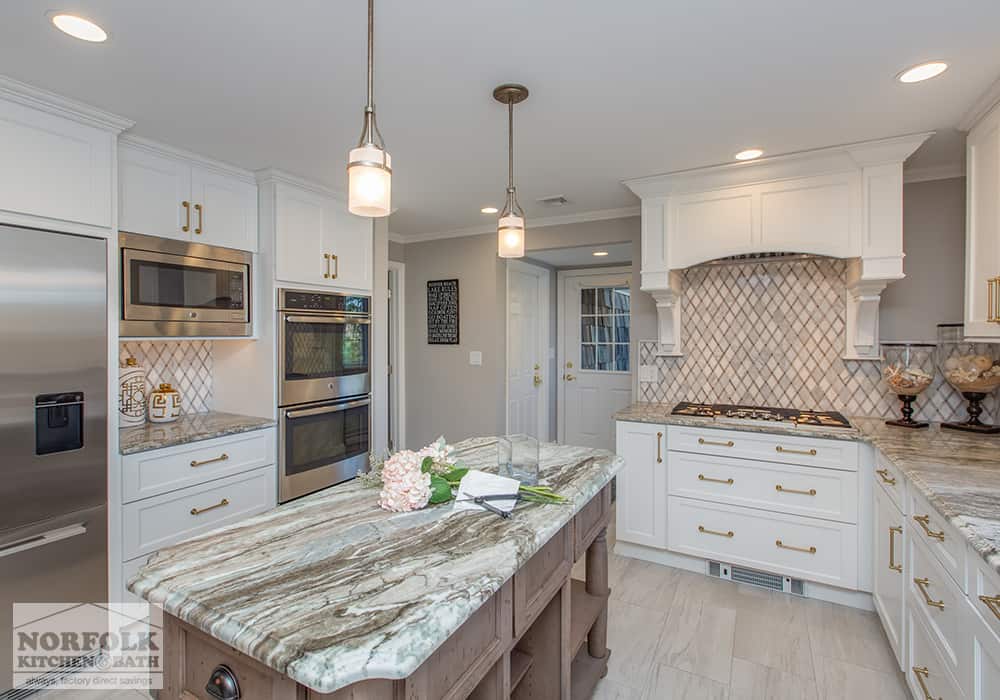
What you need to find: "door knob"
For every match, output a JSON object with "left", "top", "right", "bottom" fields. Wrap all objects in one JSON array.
[
  {"left": 563, "top": 373, "right": 576, "bottom": 381},
  {"left": 533, "top": 375, "right": 542, "bottom": 387}
]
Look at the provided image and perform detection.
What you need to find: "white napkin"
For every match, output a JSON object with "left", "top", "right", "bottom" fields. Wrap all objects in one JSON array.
[{"left": 453, "top": 469, "right": 520, "bottom": 514}]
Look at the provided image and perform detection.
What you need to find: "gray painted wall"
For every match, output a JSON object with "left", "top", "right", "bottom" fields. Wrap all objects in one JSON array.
[{"left": 388, "top": 240, "right": 406, "bottom": 263}]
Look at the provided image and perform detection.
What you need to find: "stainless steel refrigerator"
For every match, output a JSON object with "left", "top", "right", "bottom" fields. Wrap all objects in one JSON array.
[{"left": 0, "top": 225, "right": 108, "bottom": 692}]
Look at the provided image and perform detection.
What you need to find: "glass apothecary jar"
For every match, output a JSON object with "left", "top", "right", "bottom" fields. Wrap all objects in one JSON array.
[
  {"left": 881, "top": 343, "right": 935, "bottom": 428},
  {"left": 937, "top": 323, "right": 1000, "bottom": 434}
]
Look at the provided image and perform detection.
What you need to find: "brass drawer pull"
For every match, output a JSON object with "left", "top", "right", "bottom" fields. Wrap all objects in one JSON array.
[
  {"left": 190, "top": 453, "right": 229, "bottom": 468},
  {"left": 323, "top": 253, "right": 331, "bottom": 278},
  {"left": 978, "top": 594, "right": 1000, "bottom": 621},
  {"left": 182, "top": 200, "right": 191, "bottom": 232},
  {"left": 876, "top": 468, "right": 897, "bottom": 485},
  {"left": 889, "top": 525, "right": 902, "bottom": 573},
  {"left": 775, "top": 446, "right": 817, "bottom": 456},
  {"left": 913, "top": 514, "right": 945, "bottom": 542},
  {"left": 190, "top": 498, "right": 230, "bottom": 516},
  {"left": 698, "top": 474, "right": 733, "bottom": 485},
  {"left": 776, "top": 539, "right": 816, "bottom": 554},
  {"left": 914, "top": 577, "right": 945, "bottom": 609},
  {"left": 698, "top": 438, "right": 734, "bottom": 447},
  {"left": 775, "top": 484, "right": 816, "bottom": 496},
  {"left": 194, "top": 203, "right": 203, "bottom": 234},
  {"left": 698, "top": 525, "right": 734, "bottom": 538},
  {"left": 988, "top": 277, "right": 999, "bottom": 323},
  {"left": 330, "top": 253, "right": 338, "bottom": 279},
  {"left": 656, "top": 432, "right": 663, "bottom": 463},
  {"left": 912, "top": 666, "right": 940, "bottom": 700}
]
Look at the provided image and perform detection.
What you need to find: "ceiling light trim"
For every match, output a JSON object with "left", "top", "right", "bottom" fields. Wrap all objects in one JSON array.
[
  {"left": 48, "top": 12, "right": 108, "bottom": 42},
  {"left": 896, "top": 61, "right": 948, "bottom": 84}
]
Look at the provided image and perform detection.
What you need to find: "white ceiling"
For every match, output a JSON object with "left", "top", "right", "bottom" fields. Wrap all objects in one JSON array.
[
  {"left": 527, "top": 243, "right": 633, "bottom": 269},
  {"left": 2, "top": 1, "right": 998, "bottom": 238}
]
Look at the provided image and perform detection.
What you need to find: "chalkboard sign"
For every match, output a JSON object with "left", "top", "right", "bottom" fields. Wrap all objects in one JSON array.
[{"left": 427, "top": 279, "right": 459, "bottom": 344}]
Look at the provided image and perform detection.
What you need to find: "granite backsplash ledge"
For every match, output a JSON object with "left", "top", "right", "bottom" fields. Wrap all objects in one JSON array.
[{"left": 637, "top": 257, "right": 994, "bottom": 423}]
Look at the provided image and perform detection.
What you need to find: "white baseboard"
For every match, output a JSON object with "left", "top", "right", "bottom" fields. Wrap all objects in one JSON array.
[{"left": 614, "top": 541, "right": 874, "bottom": 611}]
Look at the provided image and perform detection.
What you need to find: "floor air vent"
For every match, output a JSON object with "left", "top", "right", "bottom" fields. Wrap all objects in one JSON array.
[{"left": 708, "top": 560, "right": 804, "bottom": 595}]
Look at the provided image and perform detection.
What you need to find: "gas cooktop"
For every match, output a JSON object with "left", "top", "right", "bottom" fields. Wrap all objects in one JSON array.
[{"left": 671, "top": 402, "right": 852, "bottom": 429}]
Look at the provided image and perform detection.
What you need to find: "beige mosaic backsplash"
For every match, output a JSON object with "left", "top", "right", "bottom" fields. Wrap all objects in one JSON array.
[
  {"left": 119, "top": 341, "right": 213, "bottom": 415},
  {"left": 638, "top": 257, "right": 994, "bottom": 423}
]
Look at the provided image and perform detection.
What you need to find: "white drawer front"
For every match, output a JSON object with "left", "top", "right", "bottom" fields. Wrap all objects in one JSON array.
[
  {"left": 968, "top": 550, "right": 1000, "bottom": 644},
  {"left": 907, "top": 601, "right": 963, "bottom": 700},
  {"left": 122, "top": 466, "right": 275, "bottom": 560},
  {"left": 122, "top": 428, "right": 275, "bottom": 503},
  {"left": 667, "top": 425, "right": 859, "bottom": 471},
  {"left": 966, "top": 595, "right": 1000, "bottom": 700},
  {"left": 873, "top": 451, "right": 905, "bottom": 512},
  {"left": 667, "top": 451, "right": 858, "bottom": 523},
  {"left": 908, "top": 487, "right": 966, "bottom": 591},
  {"left": 667, "top": 495, "right": 858, "bottom": 589},
  {"left": 908, "top": 530, "right": 965, "bottom": 683}
]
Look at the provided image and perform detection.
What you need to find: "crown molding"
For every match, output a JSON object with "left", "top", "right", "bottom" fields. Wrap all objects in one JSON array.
[
  {"left": 959, "top": 75, "right": 1000, "bottom": 132},
  {"left": 121, "top": 134, "right": 256, "bottom": 183},
  {"left": 0, "top": 74, "right": 134, "bottom": 132},
  {"left": 902, "top": 163, "right": 966, "bottom": 184},
  {"left": 255, "top": 168, "right": 345, "bottom": 200},
  {"left": 392, "top": 206, "right": 640, "bottom": 244}
]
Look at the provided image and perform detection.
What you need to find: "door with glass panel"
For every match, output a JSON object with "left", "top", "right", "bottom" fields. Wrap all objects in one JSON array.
[{"left": 559, "top": 270, "right": 633, "bottom": 449}]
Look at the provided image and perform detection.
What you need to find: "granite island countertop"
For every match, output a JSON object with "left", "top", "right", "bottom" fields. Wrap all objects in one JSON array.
[
  {"left": 129, "top": 437, "right": 622, "bottom": 693},
  {"left": 119, "top": 411, "right": 276, "bottom": 455},
  {"left": 616, "top": 402, "right": 1000, "bottom": 576}
]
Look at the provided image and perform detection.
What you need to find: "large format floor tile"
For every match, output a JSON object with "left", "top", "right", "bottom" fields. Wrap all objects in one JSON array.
[
  {"left": 733, "top": 608, "right": 815, "bottom": 680},
  {"left": 811, "top": 654, "right": 909, "bottom": 700},
  {"left": 730, "top": 658, "right": 819, "bottom": 700},
  {"left": 805, "top": 600, "right": 899, "bottom": 674},
  {"left": 654, "top": 595, "right": 737, "bottom": 684}
]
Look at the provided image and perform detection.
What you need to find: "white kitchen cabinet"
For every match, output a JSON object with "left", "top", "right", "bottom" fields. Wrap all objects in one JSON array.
[
  {"left": 966, "top": 597, "right": 1000, "bottom": 700},
  {"left": 614, "top": 421, "right": 667, "bottom": 549},
  {"left": 321, "top": 200, "right": 374, "bottom": 292},
  {"left": 872, "top": 478, "right": 906, "bottom": 670},
  {"left": 119, "top": 137, "right": 258, "bottom": 252},
  {"left": 965, "top": 99, "right": 1000, "bottom": 339}
]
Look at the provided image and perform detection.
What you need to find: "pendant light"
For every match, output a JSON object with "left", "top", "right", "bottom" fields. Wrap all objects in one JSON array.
[
  {"left": 494, "top": 84, "right": 529, "bottom": 258},
  {"left": 347, "top": 0, "right": 391, "bottom": 217}
]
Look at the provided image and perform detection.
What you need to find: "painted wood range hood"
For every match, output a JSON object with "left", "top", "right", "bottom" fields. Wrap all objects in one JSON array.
[{"left": 624, "top": 133, "right": 933, "bottom": 360}]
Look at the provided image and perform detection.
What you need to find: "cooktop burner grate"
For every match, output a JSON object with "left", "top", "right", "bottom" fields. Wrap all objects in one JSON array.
[{"left": 670, "top": 402, "right": 851, "bottom": 429}]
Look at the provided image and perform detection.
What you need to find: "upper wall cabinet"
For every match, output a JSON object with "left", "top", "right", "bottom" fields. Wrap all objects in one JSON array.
[
  {"left": 964, "top": 99, "right": 1000, "bottom": 339},
  {"left": 257, "top": 170, "right": 373, "bottom": 293},
  {"left": 119, "top": 137, "right": 258, "bottom": 252},
  {"left": 0, "top": 76, "right": 132, "bottom": 234},
  {"left": 624, "top": 133, "right": 932, "bottom": 360}
]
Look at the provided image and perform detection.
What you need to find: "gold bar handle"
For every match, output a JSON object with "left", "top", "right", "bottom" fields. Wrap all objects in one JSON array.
[
  {"left": 912, "top": 666, "right": 940, "bottom": 700},
  {"left": 978, "top": 594, "right": 1000, "bottom": 621},
  {"left": 330, "top": 253, "right": 338, "bottom": 279},
  {"left": 989, "top": 277, "right": 998, "bottom": 323},
  {"left": 182, "top": 200, "right": 190, "bottom": 232},
  {"left": 698, "top": 474, "right": 734, "bottom": 485},
  {"left": 656, "top": 432, "right": 663, "bottom": 463},
  {"left": 190, "top": 498, "right": 229, "bottom": 516},
  {"left": 775, "top": 484, "right": 816, "bottom": 496},
  {"left": 775, "top": 445, "right": 817, "bottom": 456},
  {"left": 698, "top": 525, "right": 734, "bottom": 538},
  {"left": 914, "top": 577, "right": 945, "bottom": 609},
  {"left": 913, "top": 514, "right": 945, "bottom": 542},
  {"left": 323, "top": 253, "right": 331, "bottom": 279},
  {"left": 190, "top": 453, "right": 229, "bottom": 468},
  {"left": 876, "top": 468, "right": 897, "bottom": 485},
  {"left": 194, "top": 203, "right": 203, "bottom": 235},
  {"left": 776, "top": 539, "right": 816, "bottom": 554},
  {"left": 889, "top": 525, "right": 902, "bottom": 572},
  {"left": 698, "top": 438, "right": 734, "bottom": 447}
]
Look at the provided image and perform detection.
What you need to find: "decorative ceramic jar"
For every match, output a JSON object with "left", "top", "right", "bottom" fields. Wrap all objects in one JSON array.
[
  {"left": 937, "top": 323, "right": 1000, "bottom": 433},
  {"left": 118, "top": 357, "right": 147, "bottom": 427},
  {"left": 881, "top": 343, "right": 935, "bottom": 428},
  {"left": 148, "top": 383, "right": 182, "bottom": 423}
]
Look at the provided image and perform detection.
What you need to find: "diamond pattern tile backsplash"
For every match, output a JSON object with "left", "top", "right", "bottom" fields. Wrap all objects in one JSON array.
[
  {"left": 638, "top": 257, "right": 994, "bottom": 423},
  {"left": 119, "top": 341, "right": 213, "bottom": 415}
]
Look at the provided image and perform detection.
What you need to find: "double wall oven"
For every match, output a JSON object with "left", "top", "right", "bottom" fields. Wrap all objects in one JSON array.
[{"left": 278, "top": 289, "right": 371, "bottom": 502}]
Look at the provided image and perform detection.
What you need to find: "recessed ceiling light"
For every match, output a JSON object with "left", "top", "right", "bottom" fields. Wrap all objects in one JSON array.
[
  {"left": 481, "top": 206, "right": 498, "bottom": 214},
  {"left": 896, "top": 61, "right": 948, "bottom": 84},
  {"left": 49, "top": 12, "right": 108, "bottom": 42},
  {"left": 734, "top": 148, "right": 764, "bottom": 161},
  {"left": 592, "top": 251, "right": 609, "bottom": 257}
]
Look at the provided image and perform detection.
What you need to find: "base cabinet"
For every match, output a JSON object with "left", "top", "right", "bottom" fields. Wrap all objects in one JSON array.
[
  {"left": 966, "top": 599, "right": 1000, "bottom": 700},
  {"left": 614, "top": 421, "right": 667, "bottom": 549},
  {"left": 872, "top": 481, "right": 905, "bottom": 669}
]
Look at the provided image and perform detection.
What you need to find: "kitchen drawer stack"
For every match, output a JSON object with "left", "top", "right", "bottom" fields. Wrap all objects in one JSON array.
[
  {"left": 120, "top": 428, "right": 277, "bottom": 603},
  {"left": 871, "top": 450, "right": 1000, "bottom": 700}
]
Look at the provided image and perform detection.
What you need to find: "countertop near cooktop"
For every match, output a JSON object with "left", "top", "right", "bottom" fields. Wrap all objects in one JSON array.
[
  {"left": 119, "top": 411, "right": 276, "bottom": 455},
  {"left": 615, "top": 402, "right": 1000, "bottom": 576}
]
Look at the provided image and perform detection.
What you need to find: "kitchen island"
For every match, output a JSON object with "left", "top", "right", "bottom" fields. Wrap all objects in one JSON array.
[{"left": 130, "top": 437, "right": 623, "bottom": 699}]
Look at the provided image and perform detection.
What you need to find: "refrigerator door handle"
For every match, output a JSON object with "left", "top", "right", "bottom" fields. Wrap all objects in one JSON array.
[{"left": 0, "top": 522, "right": 87, "bottom": 559}]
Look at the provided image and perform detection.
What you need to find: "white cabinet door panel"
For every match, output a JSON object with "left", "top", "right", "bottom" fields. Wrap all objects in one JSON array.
[
  {"left": 275, "top": 184, "right": 326, "bottom": 285},
  {"left": 872, "top": 482, "right": 905, "bottom": 670},
  {"left": 615, "top": 421, "right": 667, "bottom": 549},
  {"left": 322, "top": 203, "right": 373, "bottom": 292},
  {"left": 191, "top": 166, "right": 258, "bottom": 251},
  {"left": 118, "top": 143, "right": 190, "bottom": 240},
  {"left": 965, "top": 101, "right": 1000, "bottom": 338}
]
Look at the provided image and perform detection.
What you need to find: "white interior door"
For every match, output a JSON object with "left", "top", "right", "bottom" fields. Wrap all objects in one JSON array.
[
  {"left": 506, "top": 260, "right": 550, "bottom": 440},
  {"left": 559, "top": 269, "right": 633, "bottom": 449}
]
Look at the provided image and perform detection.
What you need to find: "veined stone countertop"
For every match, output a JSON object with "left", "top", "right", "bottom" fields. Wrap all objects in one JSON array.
[
  {"left": 616, "top": 402, "right": 1000, "bottom": 577},
  {"left": 129, "top": 438, "right": 622, "bottom": 693},
  {"left": 119, "top": 411, "right": 276, "bottom": 455}
]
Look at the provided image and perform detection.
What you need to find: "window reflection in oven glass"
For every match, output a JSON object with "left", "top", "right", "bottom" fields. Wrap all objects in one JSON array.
[
  {"left": 285, "top": 322, "right": 370, "bottom": 380},
  {"left": 286, "top": 405, "right": 369, "bottom": 476}
]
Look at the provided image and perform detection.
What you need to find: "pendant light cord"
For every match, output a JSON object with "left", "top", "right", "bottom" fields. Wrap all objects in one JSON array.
[
  {"left": 508, "top": 101, "right": 514, "bottom": 190},
  {"left": 367, "top": 0, "right": 375, "bottom": 111}
]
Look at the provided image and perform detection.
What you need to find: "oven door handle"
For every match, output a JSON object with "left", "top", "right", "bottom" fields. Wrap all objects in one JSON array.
[
  {"left": 285, "top": 399, "right": 371, "bottom": 419},
  {"left": 284, "top": 315, "right": 371, "bottom": 325}
]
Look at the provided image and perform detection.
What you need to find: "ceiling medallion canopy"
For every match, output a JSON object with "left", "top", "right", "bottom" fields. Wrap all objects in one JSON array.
[{"left": 494, "top": 83, "right": 529, "bottom": 258}]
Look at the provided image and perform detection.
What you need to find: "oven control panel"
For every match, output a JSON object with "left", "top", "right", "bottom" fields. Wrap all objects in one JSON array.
[{"left": 280, "top": 290, "right": 370, "bottom": 314}]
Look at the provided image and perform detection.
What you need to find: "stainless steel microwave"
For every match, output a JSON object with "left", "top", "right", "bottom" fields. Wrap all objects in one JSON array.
[{"left": 119, "top": 232, "right": 252, "bottom": 337}]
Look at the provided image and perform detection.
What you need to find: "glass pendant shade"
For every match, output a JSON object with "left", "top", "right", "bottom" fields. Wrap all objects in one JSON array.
[
  {"left": 498, "top": 215, "right": 525, "bottom": 258},
  {"left": 348, "top": 144, "right": 392, "bottom": 217}
]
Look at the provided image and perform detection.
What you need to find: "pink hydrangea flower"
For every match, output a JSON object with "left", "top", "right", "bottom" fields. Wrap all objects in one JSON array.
[{"left": 378, "top": 450, "right": 431, "bottom": 512}]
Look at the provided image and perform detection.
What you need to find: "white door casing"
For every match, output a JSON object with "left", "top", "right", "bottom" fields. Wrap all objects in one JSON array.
[
  {"left": 506, "top": 260, "right": 550, "bottom": 441},
  {"left": 388, "top": 261, "right": 406, "bottom": 451},
  {"left": 558, "top": 268, "right": 633, "bottom": 449}
]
